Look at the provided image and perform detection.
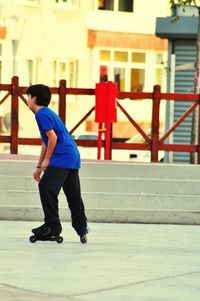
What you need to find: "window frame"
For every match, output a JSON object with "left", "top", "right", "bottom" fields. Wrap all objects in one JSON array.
[
  {"left": 97, "top": 0, "right": 134, "bottom": 13},
  {"left": 50, "top": 59, "right": 78, "bottom": 88},
  {"left": 95, "top": 48, "right": 166, "bottom": 92}
]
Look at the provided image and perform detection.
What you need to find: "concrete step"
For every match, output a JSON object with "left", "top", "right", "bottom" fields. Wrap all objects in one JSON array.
[
  {"left": 1, "top": 158, "right": 200, "bottom": 224},
  {"left": 2, "top": 159, "right": 200, "bottom": 180},
  {"left": 0, "top": 205, "right": 200, "bottom": 225},
  {"left": 1, "top": 175, "right": 200, "bottom": 195},
  {"left": 0, "top": 190, "right": 200, "bottom": 210}
]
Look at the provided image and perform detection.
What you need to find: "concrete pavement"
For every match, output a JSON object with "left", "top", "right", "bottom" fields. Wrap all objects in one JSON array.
[{"left": 1, "top": 221, "right": 200, "bottom": 300}]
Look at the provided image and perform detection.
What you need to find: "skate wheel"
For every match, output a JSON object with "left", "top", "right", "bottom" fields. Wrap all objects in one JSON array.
[
  {"left": 56, "top": 236, "right": 63, "bottom": 244},
  {"left": 80, "top": 234, "right": 87, "bottom": 244},
  {"left": 29, "top": 235, "right": 37, "bottom": 243}
]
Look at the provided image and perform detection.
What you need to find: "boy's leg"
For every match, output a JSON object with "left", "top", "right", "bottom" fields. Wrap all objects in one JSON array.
[
  {"left": 62, "top": 169, "right": 87, "bottom": 236},
  {"left": 38, "top": 166, "right": 69, "bottom": 231}
]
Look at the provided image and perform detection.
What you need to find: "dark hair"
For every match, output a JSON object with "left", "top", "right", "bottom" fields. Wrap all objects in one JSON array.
[{"left": 26, "top": 84, "right": 51, "bottom": 106}]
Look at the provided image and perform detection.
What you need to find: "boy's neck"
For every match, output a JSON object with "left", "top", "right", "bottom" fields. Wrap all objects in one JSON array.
[{"left": 33, "top": 105, "right": 44, "bottom": 114}]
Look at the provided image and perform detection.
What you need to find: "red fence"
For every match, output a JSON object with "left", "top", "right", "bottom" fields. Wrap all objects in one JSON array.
[{"left": 0, "top": 76, "right": 199, "bottom": 163}]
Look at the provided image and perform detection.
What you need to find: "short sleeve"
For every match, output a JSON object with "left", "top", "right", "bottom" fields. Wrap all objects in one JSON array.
[{"left": 35, "top": 110, "right": 53, "bottom": 132}]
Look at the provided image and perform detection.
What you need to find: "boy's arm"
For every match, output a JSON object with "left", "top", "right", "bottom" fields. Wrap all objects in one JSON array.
[
  {"left": 41, "top": 130, "right": 57, "bottom": 171},
  {"left": 37, "top": 142, "right": 47, "bottom": 167},
  {"left": 33, "top": 142, "right": 47, "bottom": 182}
]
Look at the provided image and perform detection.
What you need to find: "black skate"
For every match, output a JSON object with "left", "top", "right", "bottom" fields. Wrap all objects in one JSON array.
[
  {"left": 29, "top": 223, "right": 63, "bottom": 244},
  {"left": 79, "top": 228, "right": 89, "bottom": 244}
]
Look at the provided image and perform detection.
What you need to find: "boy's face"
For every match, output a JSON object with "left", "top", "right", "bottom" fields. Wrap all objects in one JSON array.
[{"left": 27, "top": 94, "right": 36, "bottom": 111}]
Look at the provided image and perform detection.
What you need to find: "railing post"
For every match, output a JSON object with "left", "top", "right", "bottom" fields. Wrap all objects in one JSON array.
[
  {"left": 104, "top": 122, "right": 112, "bottom": 160},
  {"left": 151, "top": 85, "right": 161, "bottom": 162},
  {"left": 58, "top": 79, "right": 66, "bottom": 124},
  {"left": 97, "top": 122, "right": 103, "bottom": 160},
  {"left": 10, "top": 76, "right": 19, "bottom": 154}
]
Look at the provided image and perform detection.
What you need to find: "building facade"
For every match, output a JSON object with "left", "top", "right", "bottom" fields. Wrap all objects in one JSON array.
[{"left": 0, "top": 0, "right": 168, "bottom": 154}]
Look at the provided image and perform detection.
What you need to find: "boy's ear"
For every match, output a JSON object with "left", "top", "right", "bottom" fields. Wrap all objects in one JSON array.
[{"left": 32, "top": 96, "right": 37, "bottom": 104}]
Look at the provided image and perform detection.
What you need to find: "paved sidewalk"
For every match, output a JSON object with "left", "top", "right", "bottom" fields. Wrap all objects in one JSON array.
[{"left": 0, "top": 221, "right": 200, "bottom": 301}]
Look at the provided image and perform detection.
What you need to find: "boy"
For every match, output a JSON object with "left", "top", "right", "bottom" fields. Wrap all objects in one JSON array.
[{"left": 26, "top": 84, "right": 88, "bottom": 243}]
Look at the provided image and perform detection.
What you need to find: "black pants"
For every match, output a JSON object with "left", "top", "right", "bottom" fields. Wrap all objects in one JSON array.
[{"left": 38, "top": 167, "right": 87, "bottom": 236}]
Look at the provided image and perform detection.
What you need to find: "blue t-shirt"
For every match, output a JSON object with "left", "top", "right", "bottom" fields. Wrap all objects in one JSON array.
[{"left": 35, "top": 107, "right": 80, "bottom": 169}]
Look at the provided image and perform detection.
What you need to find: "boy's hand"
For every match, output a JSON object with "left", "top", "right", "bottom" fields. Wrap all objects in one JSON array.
[
  {"left": 41, "top": 159, "right": 49, "bottom": 171},
  {"left": 33, "top": 168, "right": 42, "bottom": 182}
]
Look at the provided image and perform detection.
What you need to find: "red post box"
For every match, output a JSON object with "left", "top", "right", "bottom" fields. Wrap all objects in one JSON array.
[
  {"left": 95, "top": 82, "right": 118, "bottom": 160},
  {"left": 95, "top": 81, "right": 117, "bottom": 123}
]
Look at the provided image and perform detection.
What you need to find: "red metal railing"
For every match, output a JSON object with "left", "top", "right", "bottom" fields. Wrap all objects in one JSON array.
[
  {"left": 117, "top": 85, "right": 200, "bottom": 163},
  {"left": 0, "top": 76, "right": 199, "bottom": 163},
  {"left": 0, "top": 76, "right": 95, "bottom": 154}
]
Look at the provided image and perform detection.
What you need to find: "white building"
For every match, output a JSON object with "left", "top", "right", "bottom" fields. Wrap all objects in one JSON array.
[{"left": 0, "top": 0, "right": 169, "bottom": 151}]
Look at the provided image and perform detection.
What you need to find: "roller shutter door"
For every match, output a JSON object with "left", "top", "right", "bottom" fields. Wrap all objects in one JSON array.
[{"left": 173, "top": 40, "right": 196, "bottom": 162}]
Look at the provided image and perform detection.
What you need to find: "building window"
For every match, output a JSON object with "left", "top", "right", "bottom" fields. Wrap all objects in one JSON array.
[
  {"left": 155, "top": 69, "right": 162, "bottom": 86},
  {"left": 132, "top": 52, "right": 145, "bottom": 63},
  {"left": 50, "top": 60, "right": 78, "bottom": 88},
  {"left": 55, "top": 0, "right": 79, "bottom": 8},
  {"left": 100, "top": 65, "right": 108, "bottom": 82},
  {"left": 59, "top": 62, "right": 66, "bottom": 80},
  {"left": 97, "top": 49, "right": 166, "bottom": 92},
  {"left": 98, "top": 0, "right": 134, "bottom": 12},
  {"left": 114, "top": 51, "right": 128, "bottom": 62},
  {"left": 51, "top": 61, "right": 67, "bottom": 86},
  {"left": 114, "top": 67, "right": 125, "bottom": 91},
  {"left": 155, "top": 53, "right": 164, "bottom": 64},
  {"left": 100, "top": 50, "right": 111, "bottom": 61},
  {"left": 22, "top": 59, "right": 34, "bottom": 86},
  {"left": 35, "top": 58, "right": 42, "bottom": 83},
  {"left": 69, "top": 60, "right": 78, "bottom": 87},
  {"left": 130, "top": 68, "right": 145, "bottom": 92},
  {"left": 98, "top": 0, "right": 114, "bottom": 10},
  {"left": 28, "top": 60, "right": 34, "bottom": 85},
  {"left": 53, "top": 61, "right": 58, "bottom": 86},
  {"left": 118, "top": 0, "right": 133, "bottom": 12}
]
